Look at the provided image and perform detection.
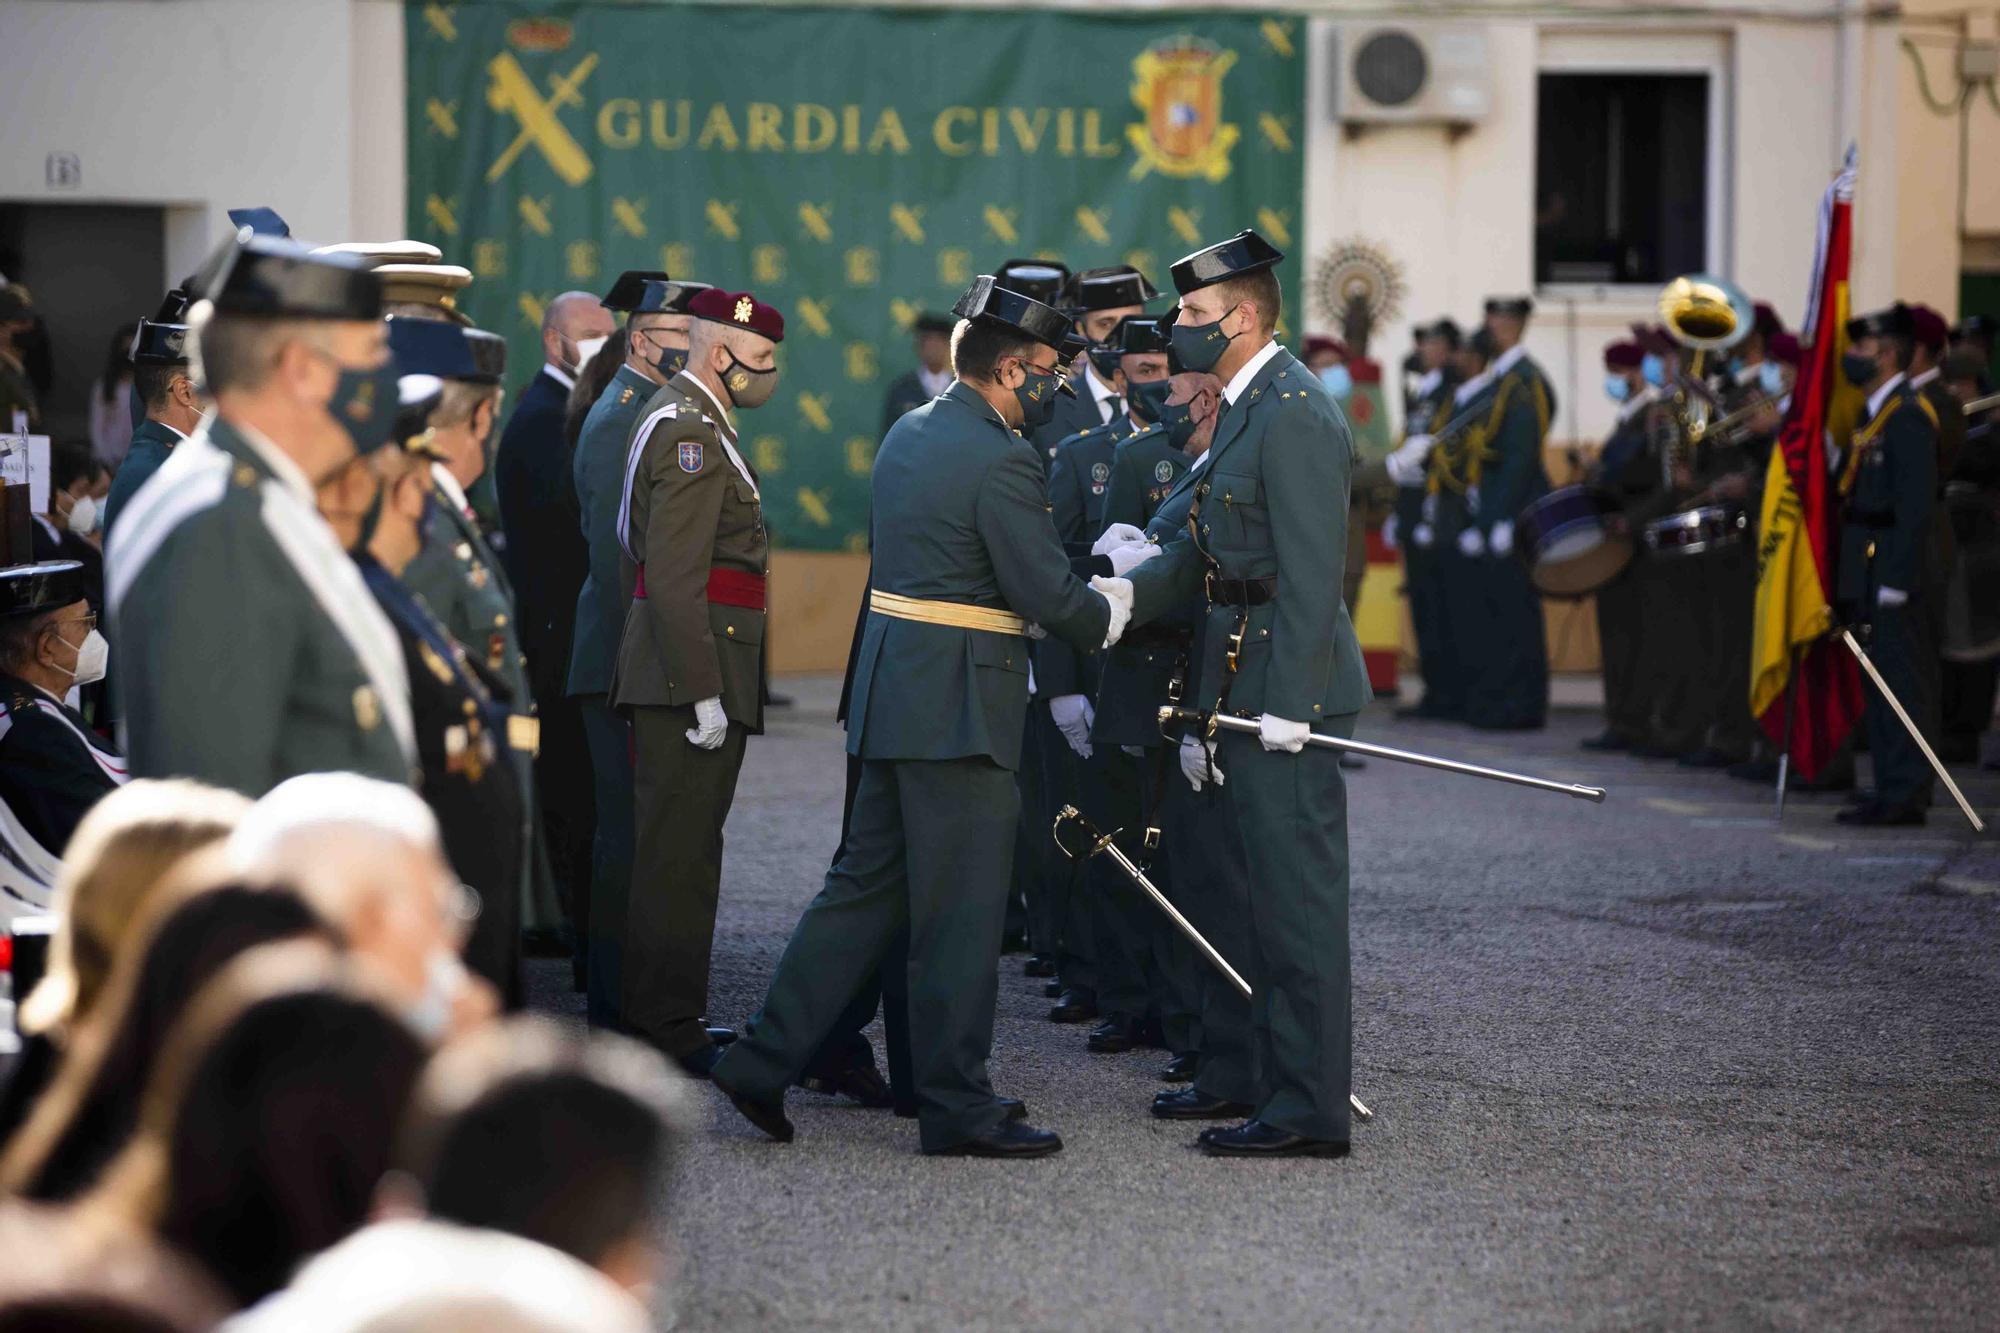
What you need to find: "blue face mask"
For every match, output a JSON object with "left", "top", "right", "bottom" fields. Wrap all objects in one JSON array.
[
  {"left": 1319, "top": 364, "right": 1353, "bottom": 399},
  {"left": 1759, "top": 361, "right": 1786, "bottom": 398},
  {"left": 1604, "top": 374, "right": 1631, "bottom": 404},
  {"left": 1641, "top": 353, "right": 1667, "bottom": 388}
]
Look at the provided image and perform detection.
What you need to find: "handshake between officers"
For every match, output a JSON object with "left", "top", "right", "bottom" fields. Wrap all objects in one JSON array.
[{"left": 715, "top": 227, "right": 1370, "bottom": 1162}]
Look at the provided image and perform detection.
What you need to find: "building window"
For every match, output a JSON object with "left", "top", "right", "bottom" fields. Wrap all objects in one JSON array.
[{"left": 1534, "top": 72, "right": 1710, "bottom": 285}]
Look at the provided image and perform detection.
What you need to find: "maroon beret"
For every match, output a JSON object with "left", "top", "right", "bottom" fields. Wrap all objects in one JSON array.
[
  {"left": 1752, "top": 301, "right": 1785, "bottom": 342},
  {"left": 1603, "top": 340, "right": 1644, "bottom": 370},
  {"left": 689, "top": 288, "right": 785, "bottom": 343},
  {"left": 1302, "top": 334, "right": 1347, "bottom": 361},
  {"left": 1768, "top": 331, "right": 1803, "bottom": 368},
  {"left": 1908, "top": 302, "right": 1948, "bottom": 353}
]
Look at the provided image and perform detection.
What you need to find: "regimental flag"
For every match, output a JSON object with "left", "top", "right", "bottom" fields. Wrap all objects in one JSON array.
[{"left": 1749, "top": 146, "right": 1863, "bottom": 779}]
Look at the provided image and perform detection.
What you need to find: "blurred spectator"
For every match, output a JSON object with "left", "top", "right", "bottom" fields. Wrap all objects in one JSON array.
[
  {"left": 226, "top": 772, "right": 498, "bottom": 1039},
  {"left": 561, "top": 328, "right": 628, "bottom": 451},
  {"left": 79, "top": 946, "right": 429, "bottom": 1310},
  {"left": 2, "top": 780, "right": 251, "bottom": 1144},
  {"left": 0, "top": 284, "right": 41, "bottom": 432},
  {"left": 90, "top": 323, "right": 141, "bottom": 470},
  {"left": 388, "top": 1016, "right": 685, "bottom": 1292},
  {"left": 1, "top": 878, "right": 338, "bottom": 1201},
  {"left": 224, "top": 1219, "right": 648, "bottom": 1333},
  {"left": 0, "top": 1293, "right": 194, "bottom": 1332}
]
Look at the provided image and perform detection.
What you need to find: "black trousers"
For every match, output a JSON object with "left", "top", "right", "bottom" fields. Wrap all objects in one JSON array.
[{"left": 577, "top": 694, "right": 633, "bottom": 1029}]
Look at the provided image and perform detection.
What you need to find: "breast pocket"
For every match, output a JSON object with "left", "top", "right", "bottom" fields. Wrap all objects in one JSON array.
[{"left": 1204, "top": 469, "right": 1271, "bottom": 558}]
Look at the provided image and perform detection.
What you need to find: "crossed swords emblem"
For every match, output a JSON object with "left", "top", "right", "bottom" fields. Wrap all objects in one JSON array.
[{"left": 485, "top": 51, "right": 597, "bottom": 186}]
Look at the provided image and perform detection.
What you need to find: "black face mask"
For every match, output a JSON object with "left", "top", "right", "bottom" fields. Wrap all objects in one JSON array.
[
  {"left": 1154, "top": 396, "right": 1199, "bottom": 450},
  {"left": 1013, "top": 364, "right": 1061, "bottom": 429},
  {"left": 1840, "top": 350, "right": 1880, "bottom": 389},
  {"left": 656, "top": 346, "right": 688, "bottom": 378},
  {"left": 1171, "top": 315, "right": 1237, "bottom": 373},
  {"left": 1127, "top": 377, "right": 1172, "bottom": 426}
]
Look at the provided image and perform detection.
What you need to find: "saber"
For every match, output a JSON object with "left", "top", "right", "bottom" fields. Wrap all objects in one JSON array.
[
  {"left": 1052, "top": 804, "right": 1373, "bottom": 1122},
  {"left": 1161, "top": 709, "right": 1609, "bottom": 803},
  {"left": 1840, "top": 630, "right": 1986, "bottom": 833}
]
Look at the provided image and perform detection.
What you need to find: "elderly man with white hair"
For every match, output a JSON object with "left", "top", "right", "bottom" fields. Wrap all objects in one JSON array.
[{"left": 227, "top": 772, "right": 495, "bottom": 1040}]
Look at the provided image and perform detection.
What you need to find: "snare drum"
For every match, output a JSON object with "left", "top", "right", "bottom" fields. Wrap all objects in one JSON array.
[
  {"left": 1642, "top": 504, "right": 1749, "bottom": 557},
  {"left": 1518, "top": 485, "right": 1634, "bottom": 598}
]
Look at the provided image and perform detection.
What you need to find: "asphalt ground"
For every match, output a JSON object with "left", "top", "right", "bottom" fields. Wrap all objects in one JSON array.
[{"left": 529, "top": 675, "right": 2000, "bottom": 1332}]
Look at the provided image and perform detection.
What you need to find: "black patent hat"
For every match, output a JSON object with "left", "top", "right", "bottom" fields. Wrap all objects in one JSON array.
[
  {"left": 952, "top": 276, "right": 1073, "bottom": 353},
  {"left": 1112, "top": 315, "right": 1170, "bottom": 356},
  {"left": 192, "top": 233, "right": 382, "bottom": 321},
  {"left": 227, "top": 206, "right": 291, "bottom": 239},
  {"left": 1168, "top": 230, "right": 1283, "bottom": 296},
  {"left": 130, "top": 288, "right": 194, "bottom": 364},
  {"left": 0, "top": 561, "right": 87, "bottom": 617},
  {"left": 389, "top": 316, "right": 505, "bottom": 385},
  {"left": 1071, "top": 266, "right": 1160, "bottom": 313},
  {"left": 1484, "top": 295, "right": 1534, "bottom": 320},
  {"left": 1846, "top": 302, "right": 1915, "bottom": 344},
  {"left": 603, "top": 270, "right": 713, "bottom": 317},
  {"left": 913, "top": 311, "right": 955, "bottom": 335},
  {"left": 994, "top": 259, "right": 1072, "bottom": 310}
]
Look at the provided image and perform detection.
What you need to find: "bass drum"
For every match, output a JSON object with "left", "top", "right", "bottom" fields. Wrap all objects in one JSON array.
[
  {"left": 1942, "top": 481, "right": 2000, "bottom": 662},
  {"left": 1518, "top": 486, "right": 1634, "bottom": 598},
  {"left": 1642, "top": 504, "right": 1749, "bottom": 558}
]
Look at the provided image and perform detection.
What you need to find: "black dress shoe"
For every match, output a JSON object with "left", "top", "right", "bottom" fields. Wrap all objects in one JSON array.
[
  {"left": 723, "top": 1090, "right": 794, "bottom": 1143},
  {"left": 1152, "top": 1089, "right": 1254, "bottom": 1120},
  {"left": 1086, "top": 1017, "right": 1140, "bottom": 1053},
  {"left": 1844, "top": 786, "right": 1878, "bottom": 807},
  {"left": 1580, "top": 731, "right": 1632, "bottom": 752},
  {"left": 1629, "top": 741, "right": 1680, "bottom": 759},
  {"left": 676, "top": 1043, "right": 724, "bottom": 1079},
  {"left": 705, "top": 1025, "right": 739, "bottom": 1046},
  {"left": 1835, "top": 800, "right": 1927, "bottom": 827},
  {"left": 1394, "top": 702, "right": 1453, "bottom": 721},
  {"left": 1023, "top": 953, "right": 1057, "bottom": 978},
  {"left": 1677, "top": 747, "right": 1733, "bottom": 769},
  {"left": 796, "top": 1061, "right": 893, "bottom": 1108},
  {"left": 1000, "top": 1096, "right": 1027, "bottom": 1123},
  {"left": 926, "top": 1121, "right": 1063, "bottom": 1158},
  {"left": 1197, "top": 1118, "right": 1349, "bottom": 1157},
  {"left": 1043, "top": 980, "right": 1063, "bottom": 998},
  {"left": 1000, "top": 928, "right": 1030, "bottom": 955},
  {"left": 1048, "top": 989, "right": 1099, "bottom": 1023},
  {"left": 1159, "top": 1052, "right": 1199, "bottom": 1082}
]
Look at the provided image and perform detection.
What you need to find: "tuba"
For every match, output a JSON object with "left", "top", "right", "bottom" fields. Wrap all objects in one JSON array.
[{"left": 1657, "top": 272, "right": 1754, "bottom": 447}]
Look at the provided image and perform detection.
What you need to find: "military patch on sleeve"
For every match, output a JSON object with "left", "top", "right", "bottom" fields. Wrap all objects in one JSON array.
[
  {"left": 1155, "top": 459, "right": 1177, "bottom": 484},
  {"left": 1091, "top": 461, "right": 1111, "bottom": 484},
  {"left": 679, "top": 441, "right": 703, "bottom": 473}
]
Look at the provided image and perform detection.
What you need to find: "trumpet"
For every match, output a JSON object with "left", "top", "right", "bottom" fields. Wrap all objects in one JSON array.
[{"left": 1658, "top": 272, "right": 1755, "bottom": 446}]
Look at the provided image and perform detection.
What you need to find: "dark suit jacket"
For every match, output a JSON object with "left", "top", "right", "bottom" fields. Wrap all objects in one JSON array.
[{"left": 495, "top": 369, "right": 587, "bottom": 699}]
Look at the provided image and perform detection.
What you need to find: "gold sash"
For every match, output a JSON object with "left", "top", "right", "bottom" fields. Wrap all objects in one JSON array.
[{"left": 869, "top": 590, "right": 1027, "bottom": 636}]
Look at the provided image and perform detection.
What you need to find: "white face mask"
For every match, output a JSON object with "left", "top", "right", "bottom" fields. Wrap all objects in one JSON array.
[
  {"left": 405, "top": 948, "right": 465, "bottom": 1040},
  {"left": 65, "top": 494, "right": 99, "bottom": 536},
  {"left": 570, "top": 334, "right": 610, "bottom": 375},
  {"left": 55, "top": 627, "right": 109, "bottom": 687}
]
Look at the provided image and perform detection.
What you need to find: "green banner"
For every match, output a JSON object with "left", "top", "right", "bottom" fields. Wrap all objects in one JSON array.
[{"left": 405, "top": 1, "right": 1306, "bottom": 551}]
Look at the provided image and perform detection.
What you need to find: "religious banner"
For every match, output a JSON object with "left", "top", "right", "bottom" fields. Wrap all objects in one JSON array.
[{"left": 404, "top": 0, "right": 1306, "bottom": 550}]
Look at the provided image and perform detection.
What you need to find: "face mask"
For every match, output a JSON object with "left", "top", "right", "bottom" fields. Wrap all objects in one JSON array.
[
  {"left": 1640, "top": 354, "right": 1667, "bottom": 388},
  {"left": 1085, "top": 343, "right": 1122, "bottom": 380},
  {"left": 1604, "top": 374, "right": 1632, "bottom": 404},
  {"left": 65, "top": 493, "right": 99, "bottom": 536},
  {"left": 1759, "top": 361, "right": 1786, "bottom": 398},
  {"left": 325, "top": 359, "right": 400, "bottom": 458},
  {"left": 54, "top": 628, "right": 109, "bottom": 687},
  {"left": 406, "top": 949, "right": 464, "bottom": 1041},
  {"left": 1319, "top": 364, "right": 1353, "bottom": 399},
  {"left": 1013, "top": 362, "right": 1061, "bottom": 429},
  {"left": 1171, "top": 314, "right": 1237, "bottom": 374},
  {"left": 720, "top": 352, "right": 780, "bottom": 409},
  {"left": 1155, "top": 396, "right": 1199, "bottom": 450},
  {"left": 570, "top": 333, "right": 609, "bottom": 375},
  {"left": 1127, "top": 377, "right": 1172, "bottom": 425},
  {"left": 1841, "top": 351, "right": 1879, "bottom": 388}
]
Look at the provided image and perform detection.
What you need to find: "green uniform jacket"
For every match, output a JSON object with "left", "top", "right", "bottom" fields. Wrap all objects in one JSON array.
[
  {"left": 1028, "top": 382, "right": 1109, "bottom": 472},
  {"left": 567, "top": 363, "right": 654, "bottom": 697},
  {"left": 1100, "top": 423, "right": 1190, "bottom": 530},
  {"left": 1471, "top": 373, "right": 1553, "bottom": 537},
  {"left": 880, "top": 369, "right": 935, "bottom": 437},
  {"left": 102, "top": 418, "right": 184, "bottom": 540},
  {"left": 608, "top": 371, "right": 767, "bottom": 731},
  {"left": 0, "top": 671, "right": 126, "bottom": 855},
  {"left": 1127, "top": 347, "right": 1372, "bottom": 723},
  {"left": 107, "top": 417, "right": 415, "bottom": 792},
  {"left": 847, "top": 381, "right": 1110, "bottom": 769},
  {"left": 1089, "top": 456, "right": 1205, "bottom": 749},
  {"left": 403, "top": 471, "right": 530, "bottom": 707},
  {"left": 1047, "top": 418, "right": 1132, "bottom": 548},
  {"left": 1839, "top": 381, "right": 1938, "bottom": 606}
]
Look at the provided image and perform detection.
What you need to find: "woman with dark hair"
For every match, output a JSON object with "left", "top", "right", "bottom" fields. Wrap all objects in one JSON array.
[
  {"left": 81, "top": 948, "right": 430, "bottom": 1309},
  {"left": 0, "top": 879, "right": 340, "bottom": 1201},
  {"left": 563, "top": 328, "right": 629, "bottom": 453},
  {"left": 90, "top": 322, "right": 141, "bottom": 470}
]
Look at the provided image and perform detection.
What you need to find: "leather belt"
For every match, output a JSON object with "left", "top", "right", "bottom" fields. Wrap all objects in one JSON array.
[
  {"left": 869, "top": 589, "right": 1026, "bottom": 636},
  {"left": 1204, "top": 574, "right": 1278, "bottom": 607},
  {"left": 1125, "top": 624, "right": 1192, "bottom": 649},
  {"left": 632, "top": 564, "right": 769, "bottom": 609}
]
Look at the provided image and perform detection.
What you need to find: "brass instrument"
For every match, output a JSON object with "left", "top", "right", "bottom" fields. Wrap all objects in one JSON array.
[{"left": 1657, "top": 272, "right": 1755, "bottom": 447}]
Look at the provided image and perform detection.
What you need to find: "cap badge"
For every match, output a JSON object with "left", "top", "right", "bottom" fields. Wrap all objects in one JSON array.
[{"left": 734, "top": 296, "right": 754, "bottom": 323}]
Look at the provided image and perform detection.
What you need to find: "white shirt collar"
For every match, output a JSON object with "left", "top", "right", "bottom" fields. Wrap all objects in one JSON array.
[
  {"left": 1222, "top": 339, "right": 1282, "bottom": 405},
  {"left": 1909, "top": 366, "right": 1941, "bottom": 391},
  {"left": 1492, "top": 344, "right": 1528, "bottom": 379},
  {"left": 1085, "top": 364, "right": 1121, "bottom": 421},
  {"left": 1616, "top": 384, "right": 1662, "bottom": 424},
  {"left": 228, "top": 417, "right": 316, "bottom": 504},
  {"left": 542, "top": 361, "right": 576, "bottom": 392},
  {"left": 1414, "top": 367, "right": 1442, "bottom": 399},
  {"left": 1455, "top": 367, "right": 1496, "bottom": 407},
  {"left": 678, "top": 371, "right": 738, "bottom": 439},
  {"left": 430, "top": 464, "right": 472, "bottom": 516},
  {"left": 147, "top": 417, "right": 188, "bottom": 442},
  {"left": 1866, "top": 371, "right": 1907, "bottom": 422}
]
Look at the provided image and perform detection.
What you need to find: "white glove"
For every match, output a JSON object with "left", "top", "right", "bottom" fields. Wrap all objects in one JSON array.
[
  {"left": 1179, "top": 734, "right": 1224, "bottom": 791},
  {"left": 1025, "top": 622, "right": 1048, "bottom": 640},
  {"left": 1489, "top": 520, "right": 1514, "bottom": 558},
  {"left": 1381, "top": 513, "right": 1399, "bottom": 552},
  {"left": 1121, "top": 745, "right": 1145, "bottom": 757},
  {"left": 1384, "top": 434, "right": 1435, "bottom": 486},
  {"left": 1457, "top": 526, "right": 1486, "bottom": 557},
  {"left": 1091, "top": 523, "right": 1147, "bottom": 556},
  {"left": 1412, "top": 523, "right": 1435, "bottom": 549},
  {"left": 1090, "top": 575, "right": 1133, "bottom": 648},
  {"left": 1877, "top": 586, "right": 1909, "bottom": 609},
  {"left": 685, "top": 696, "right": 728, "bottom": 750},
  {"left": 1049, "top": 694, "right": 1095, "bottom": 758},
  {"left": 1258, "top": 713, "right": 1311, "bottom": 753},
  {"left": 1107, "top": 541, "right": 1158, "bottom": 577}
]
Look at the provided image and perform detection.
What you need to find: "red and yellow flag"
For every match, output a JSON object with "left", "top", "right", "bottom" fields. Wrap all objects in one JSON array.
[{"left": 1749, "top": 149, "right": 1863, "bottom": 778}]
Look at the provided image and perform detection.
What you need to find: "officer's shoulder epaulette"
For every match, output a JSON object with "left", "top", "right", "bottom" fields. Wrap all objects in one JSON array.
[
  {"left": 638, "top": 399, "right": 720, "bottom": 445},
  {"left": 1114, "top": 423, "right": 1166, "bottom": 453}
]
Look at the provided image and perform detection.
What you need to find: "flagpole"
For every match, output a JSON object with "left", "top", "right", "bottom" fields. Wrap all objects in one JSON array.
[{"left": 1774, "top": 645, "right": 1802, "bottom": 822}]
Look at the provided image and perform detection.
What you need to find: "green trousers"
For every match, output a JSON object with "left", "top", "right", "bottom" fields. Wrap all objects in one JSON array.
[
  {"left": 625, "top": 704, "right": 747, "bottom": 1056},
  {"left": 1164, "top": 772, "right": 1257, "bottom": 1105},
  {"left": 714, "top": 756, "right": 1018, "bottom": 1151},
  {"left": 1221, "top": 717, "right": 1356, "bottom": 1142},
  {"left": 1594, "top": 569, "right": 1647, "bottom": 743}
]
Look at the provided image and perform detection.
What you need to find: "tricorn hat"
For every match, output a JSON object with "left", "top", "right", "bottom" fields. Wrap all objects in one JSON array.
[
  {"left": 130, "top": 288, "right": 194, "bottom": 364},
  {"left": 1845, "top": 303, "right": 1916, "bottom": 344},
  {"left": 1169, "top": 230, "right": 1283, "bottom": 296},
  {"left": 0, "top": 561, "right": 88, "bottom": 618},
  {"left": 953, "top": 275, "right": 1073, "bottom": 354},
  {"left": 1070, "top": 265, "right": 1160, "bottom": 313},
  {"left": 994, "top": 259, "right": 1072, "bottom": 310},
  {"left": 191, "top": 233, "right": 381, "bottom": 321},
  {"left": 1112, "top": 315, "right": 1170, "bottom": 356}
]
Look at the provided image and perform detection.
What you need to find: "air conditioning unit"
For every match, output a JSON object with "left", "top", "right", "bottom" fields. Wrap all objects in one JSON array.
[{"left": 1333, "top": 24, "right": 1493, "bottom": 127}]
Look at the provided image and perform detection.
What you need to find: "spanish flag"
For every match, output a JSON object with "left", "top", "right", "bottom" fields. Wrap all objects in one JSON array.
[{"left": 1749, "top": 148, "right": 1863, "bottom": 779}]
